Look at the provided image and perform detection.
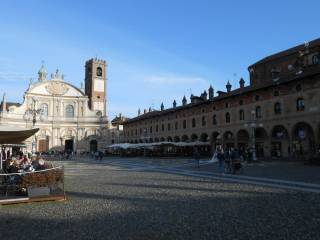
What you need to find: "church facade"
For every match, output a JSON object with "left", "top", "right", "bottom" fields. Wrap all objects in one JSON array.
[{"left": 0, "top": 58, "right": 112, "bottom": 153}]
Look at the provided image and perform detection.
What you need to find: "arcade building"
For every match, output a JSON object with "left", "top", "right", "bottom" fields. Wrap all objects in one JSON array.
[{"left": 123, "top": 39, "right": 320, "bottom": 159}]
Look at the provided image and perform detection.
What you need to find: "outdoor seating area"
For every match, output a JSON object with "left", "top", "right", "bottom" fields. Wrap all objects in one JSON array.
[
  {"left": 107, "top": 141, "right": 212, "bottom": 157},
  {"left": 0, "top": 127, "right": 65, "bottom": 205},
  {"left": 0, "top": 157, "right": 65, "bottom": 202}
]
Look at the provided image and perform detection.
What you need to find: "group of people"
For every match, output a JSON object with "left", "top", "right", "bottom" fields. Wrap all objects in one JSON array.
[
  {"left": 193, "top": 146, "right": 248, "bottom": 174},
  {"left": 214, "top": 146, "right": 245, "bottom": 174},
  {"left": 3, "top": 153, "right": 50, "bottom": 174}
]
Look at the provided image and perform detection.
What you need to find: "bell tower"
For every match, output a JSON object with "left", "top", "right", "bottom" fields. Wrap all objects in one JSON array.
[{"left": 85, "top": 58, "right": 107, "bottom": 116}]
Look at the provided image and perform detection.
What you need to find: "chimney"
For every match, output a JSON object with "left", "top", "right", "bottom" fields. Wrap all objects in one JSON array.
[
  {"left": 144, "top": 109, "right": 147, "bottom": 114},
  {"left": 160, "top": 102, "right": 164, "bottom": 111},
  {"left": 201, "top": 90, "right": 207, "bottom": 100},
  {"left": 190, "top": 94, "right": 194, "bottom": 104},
  {"left": 226, "top": 81, "right": 232, "bottom": 93},
  {"left": 182, "top": 96, "right": 187, "bottom": 106},
  {"left": 173, "top": 100, "right": 177, "bottom": 108},
  {"left": 208, "top": 85, "right": 214, "bottom": 100},
  {"left": 138, "top": 109, "right": 141, "bottom": 116},
  {"left": 239, "top": 78, "right": 245, "bottom": 89}
]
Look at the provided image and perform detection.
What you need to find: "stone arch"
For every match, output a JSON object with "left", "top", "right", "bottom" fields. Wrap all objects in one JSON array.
[
  {"left": 36, "top": 128, "right": 52, "bottom": 138},
  {"left": 167, "top": 136, "right": 173, "bottom": 142},
  {"left": 154, "top": 138, "right": 160, "bottom": 142},
  {"left": 191, "top": 134, "right": 198, "bottom": 142},
  {"left": 270, "top": 125, "right": 289, "bottom": 158},
  {"left": 182, "top": 135, "right": 189, "bottom": 142},
  {"left": 160, "top": 137, "right": 165, "bottom": 142},
  {"left": 223, "top": 131, "right": 234, "bottom": 148},
  {"left": 200, "top": 133, "right": 208, "bottom": 142},
  {"left": 236, "top": 129, "right": 249, "bottom": 151},
  {"left": 292, "top": 122, "right": 315, "bottom": 155},
  {"left": 174, "top": 136, "right": 180, "bottom": 142},
  {"left": 60, "top": 128, "right": 77, "bottom": 139},
  {"left": 255, "top": 127, "right": 268, "bottom": 139},
  {"left": 85, "top": 128, "right": 99, "bottom": 138},
  {"left": 90, "top": 139, "right": 98, "bottom": 152},
  {"left": 255, "top": 127, "right": 268, "bottom": 158}
]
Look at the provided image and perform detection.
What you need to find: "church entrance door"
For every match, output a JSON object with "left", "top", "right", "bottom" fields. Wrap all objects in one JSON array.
[
  {"left": 65, "top": 139, "right": 73, "bottom": 153},
  {"left": 90, "top": 140, "right": 98, "bottom": 152},
  {"left": 38, "top": 139, "right": 49, "bottom": 153}
]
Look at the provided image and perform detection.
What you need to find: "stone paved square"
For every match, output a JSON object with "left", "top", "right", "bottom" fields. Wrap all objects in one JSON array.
[{"left": 1, "top": 157, "right": 320, "bottom": 240}]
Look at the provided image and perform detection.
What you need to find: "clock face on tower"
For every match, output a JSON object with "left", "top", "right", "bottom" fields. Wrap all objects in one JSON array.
[{"left": 94, "top": 79, "right": 104, "bottom": 92}]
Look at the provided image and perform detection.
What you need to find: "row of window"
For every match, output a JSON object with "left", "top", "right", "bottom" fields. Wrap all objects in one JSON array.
[
  {"left": 126, "top": 98, "right": 306, "bottom": 137},
  {"left": 40, "top": 103, "right": 75, "bottom": 118}
]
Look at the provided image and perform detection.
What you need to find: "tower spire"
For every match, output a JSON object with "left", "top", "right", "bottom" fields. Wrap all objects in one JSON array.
[{"left": 38, "top": 61, "right": 47, "bottom": 82}]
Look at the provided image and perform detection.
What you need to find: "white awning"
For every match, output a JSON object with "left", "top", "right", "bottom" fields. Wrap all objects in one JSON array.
[
  {"left": 0, "top": 127, "right": 39, "bottom": 144},
  {"left": 108, "top": 141, "right": 210, "bottom": 149}
]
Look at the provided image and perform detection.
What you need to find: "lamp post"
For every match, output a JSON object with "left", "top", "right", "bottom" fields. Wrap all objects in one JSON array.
[
  {"left": 24, "top": 96, "right": 44, "bottom": 156},
  {"left": 244, "top": 110, "right": 263, "bottom": 161},
  {"left": 141, "top": 128, "right": 149, "bottom": 156}
]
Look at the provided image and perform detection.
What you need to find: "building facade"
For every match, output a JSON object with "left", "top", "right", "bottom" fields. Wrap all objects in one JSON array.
[
  {"left": 0, "top": 58, "right": 111, "bottom": 153},
  {"left": 123, "top": 39, "right": 320, "bottom": 158}
]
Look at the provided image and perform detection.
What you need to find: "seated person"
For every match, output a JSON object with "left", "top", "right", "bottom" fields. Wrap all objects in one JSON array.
[
  {"left": 37, "top": 159, "right": 46, "bottom": 171},
  {"left": 32, "top": 158, "right": 46, "bottom": 171},
  {"left": 20, "top": 155, "right": 31, "bottom": 170}
]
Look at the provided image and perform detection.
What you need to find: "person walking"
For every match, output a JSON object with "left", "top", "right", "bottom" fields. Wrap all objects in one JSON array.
[
  {"left": 193, "top": 148, "right": 200, "bottom": 168},
  {"left": 216, "top": 146, "right": 225, "bottom": 173},
  {"left": 224, "top": 147, "right": 231, "bottom": 173}
]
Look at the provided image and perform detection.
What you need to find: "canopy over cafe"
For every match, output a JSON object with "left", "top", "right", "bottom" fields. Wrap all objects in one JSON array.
[
  {"left": 0, "top": 126, "right": 39, "bottom": 168},
  {"left": 0, "top": 127, "right": 65, "bottom": 205}
]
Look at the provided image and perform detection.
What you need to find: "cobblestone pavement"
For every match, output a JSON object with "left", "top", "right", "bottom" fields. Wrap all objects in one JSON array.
[
  {"left": 1, "top": 157, "right": 320, "bottom": 240},
  {"left": 178, "top": 158, "right": 320, "bottom": 184}
]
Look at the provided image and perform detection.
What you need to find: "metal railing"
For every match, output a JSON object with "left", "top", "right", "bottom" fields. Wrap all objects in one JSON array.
[{"left": 0, "top": 166, "right": 65, "bottom": 200}]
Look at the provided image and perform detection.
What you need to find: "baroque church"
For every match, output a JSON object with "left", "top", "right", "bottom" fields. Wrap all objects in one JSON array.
[{"left": 0, "top": 58, "right": 113, "bottom": 153}]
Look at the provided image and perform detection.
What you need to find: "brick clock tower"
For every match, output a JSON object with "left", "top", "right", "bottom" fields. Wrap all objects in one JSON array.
[{"left": 85, "top": 58, "right": 107, "bottom": 116}]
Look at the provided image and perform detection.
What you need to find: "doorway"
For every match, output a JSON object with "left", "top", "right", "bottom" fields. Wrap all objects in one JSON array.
[
  {"left": 65, "top": 139, "right": 73, "bottom": 152},
  {"left": 90, "top": 140, "right": 98, "bottom": 152},
  {"left": 38, "top": 139, "right": 49, "bottom": 153}
]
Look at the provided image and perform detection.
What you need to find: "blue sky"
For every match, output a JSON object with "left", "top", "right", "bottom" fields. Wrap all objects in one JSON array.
[{"left": 0, "top": 0, "right": 319, "bottom": 118}]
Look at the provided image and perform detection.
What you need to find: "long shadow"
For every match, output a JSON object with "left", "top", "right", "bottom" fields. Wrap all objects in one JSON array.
[
  {"left": 83, "top": 182, "right": 263, "bottom": 195},
  {"left": 1, "top": 190, "right": 320, "bottom": 240}
]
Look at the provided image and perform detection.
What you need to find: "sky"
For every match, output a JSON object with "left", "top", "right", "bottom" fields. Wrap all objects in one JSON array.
[{"left": 0, "top": 0, "right": 319, "bottom": 119}]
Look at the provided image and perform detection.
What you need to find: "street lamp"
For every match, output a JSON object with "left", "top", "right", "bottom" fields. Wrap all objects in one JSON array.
[
  {"left": 24, "top": 96, "right": 44, "bottom": 155},
  {"left": 141, "top": 128, "right": 149, "bottom": 156},
  {"left": 244, "top": 110, "right": 263, "bottom": 161}
]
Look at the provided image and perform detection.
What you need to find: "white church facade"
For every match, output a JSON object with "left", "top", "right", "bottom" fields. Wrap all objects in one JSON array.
[{"left": 0, "top": 58, "right": 113, "bottom": 153}]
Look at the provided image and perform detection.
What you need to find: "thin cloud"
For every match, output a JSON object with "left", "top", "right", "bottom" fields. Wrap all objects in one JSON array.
[
  {"left": 0, "top": 72, "right": 33, "bottom": 81},
  {"left": 142, "top": 75, "right": 210, "bottom": 86}
]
